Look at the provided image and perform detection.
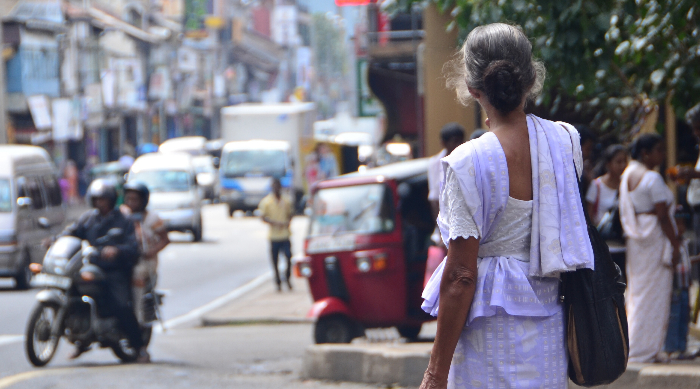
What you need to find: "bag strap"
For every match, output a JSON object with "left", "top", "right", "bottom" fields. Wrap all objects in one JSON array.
[{"left": 594, "top": 179, "right": 601, "bottom": 218}]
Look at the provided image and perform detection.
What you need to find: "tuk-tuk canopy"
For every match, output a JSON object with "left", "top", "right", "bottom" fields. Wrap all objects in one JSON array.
[{"left": 317, "top": 158, "right": 428, "bottom": 190}]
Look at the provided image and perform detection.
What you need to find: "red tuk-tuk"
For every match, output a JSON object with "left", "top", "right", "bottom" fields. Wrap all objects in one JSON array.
[{"left": 295, "top": 159, "right": 434, "bottom": 343}]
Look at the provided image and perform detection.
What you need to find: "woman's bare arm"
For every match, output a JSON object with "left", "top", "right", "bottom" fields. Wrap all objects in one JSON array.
[
  {"left": 654, "top": 202, "right": 680, "bottom": 266},
  {"left": 587, "top": 202, "right": 596, "bottom": 221},
  {"left": 419, "top": 236, "right": 480, "bottom": 389}
]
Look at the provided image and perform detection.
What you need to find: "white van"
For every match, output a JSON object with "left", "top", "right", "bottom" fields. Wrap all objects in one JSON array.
[
  {"left": 158, "top": 136, "right": 207, "bottom": 156},
  {"left": 128, "top": 152, "right": 203, "bottom": 241},
  {"left": 0, "top": 145, "right": 66, "bottom": 289}
]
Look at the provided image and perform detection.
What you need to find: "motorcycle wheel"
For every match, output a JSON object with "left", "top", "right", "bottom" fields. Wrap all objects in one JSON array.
[
  {"left": 25, "top": 302, "right": 60, "bottom": 367},
  {"left": 111, "top": 326, "right": 152, "bottom": 362}
]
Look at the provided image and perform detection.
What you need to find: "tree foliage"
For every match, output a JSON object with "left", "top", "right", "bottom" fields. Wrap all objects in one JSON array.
[{"left": 385, "top": 0, "right": 700, "bottom": 134}]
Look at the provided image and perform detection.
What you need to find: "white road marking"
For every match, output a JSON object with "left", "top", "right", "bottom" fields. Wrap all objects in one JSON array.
[
  {"left": 1, "top": 273, "right": 270, "bottom": 346},
  {"left": 155, "top": 272, "right": 271, "bottom": 333},
  {"left": 0, "top": 335, "right": 23, "bottom": 347}
]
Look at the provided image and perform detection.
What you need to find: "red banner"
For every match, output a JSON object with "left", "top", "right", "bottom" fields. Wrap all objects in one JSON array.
[{"left": 335, "top": 0, "right": 370, "bottom": 6}]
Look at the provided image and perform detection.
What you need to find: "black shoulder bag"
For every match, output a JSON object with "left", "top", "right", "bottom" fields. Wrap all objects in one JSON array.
[
  {"left": 560, "top": 177, "right": 629, "bottom": 386},
  {"left": 597, "top": 190, "right": 624, "bottom": 242}
]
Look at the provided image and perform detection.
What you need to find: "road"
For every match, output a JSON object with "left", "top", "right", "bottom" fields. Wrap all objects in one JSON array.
[{"left": 0, "top": 204, "right": 387, "bottom": 388}]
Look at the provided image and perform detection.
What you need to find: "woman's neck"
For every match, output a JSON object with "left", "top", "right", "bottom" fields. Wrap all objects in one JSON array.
[
  {"left": 486, "top": 109, "right": 528, "bottom": 134},
  {"left": 602, "top": 173, "right": 621, "bottom": 188}
]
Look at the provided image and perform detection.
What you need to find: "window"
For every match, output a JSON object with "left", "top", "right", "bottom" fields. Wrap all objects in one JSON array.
[
  {"left": 43, "top": 176, "right": 62, "bottom": 206},
  {"left": 0, "top": 179, "right": 11, "bottom": 212},
  {"left": 21, "top": 177, "right": 45, "bottom": 210}
]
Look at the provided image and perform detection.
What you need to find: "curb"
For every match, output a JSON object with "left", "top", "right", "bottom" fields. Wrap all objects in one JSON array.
[
  {"left": 302, "top": 345, "right": 700, "bottom": 388},
  {"left": 301, "top": 344, "right": 430, "bottom": 387},
  {"left": 201, "top": 316, "right": 313, "bottom": 326}
]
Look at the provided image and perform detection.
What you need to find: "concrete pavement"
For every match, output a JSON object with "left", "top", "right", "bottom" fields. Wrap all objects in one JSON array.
[
  {"left": 201, "top": 274, "right": 314, "bottom": 326},
  {"left": 203, "top": 276, "right": 700, "bottom": 388}
]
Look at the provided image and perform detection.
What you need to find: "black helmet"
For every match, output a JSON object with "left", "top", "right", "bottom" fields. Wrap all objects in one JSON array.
[
  {"left": 86, "top": 178, "right": 118, "bottom": 208},
  {"left": 123, "top": 181, "right": 150, "bottom": 208}
]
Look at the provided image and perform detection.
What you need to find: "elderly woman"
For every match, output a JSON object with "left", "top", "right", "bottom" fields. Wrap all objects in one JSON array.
[
  {"left": 619, "top": 133, "right": 679, "bottom": 363},
  {"left": 419, "top": 23, "right": 594, "bottom": 389}
]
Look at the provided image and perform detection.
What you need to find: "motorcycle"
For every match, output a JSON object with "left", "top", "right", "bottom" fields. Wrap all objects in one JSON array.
[{"left": 25, "top": 228, "right": 164, "bottom": 367}]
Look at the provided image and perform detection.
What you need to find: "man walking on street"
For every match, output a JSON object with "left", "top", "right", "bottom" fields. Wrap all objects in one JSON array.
[{"left": 259, "top": 178, "right": 294, "bottom": 292}]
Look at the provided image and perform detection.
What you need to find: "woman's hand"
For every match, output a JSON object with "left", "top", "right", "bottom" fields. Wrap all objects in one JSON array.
[
  {"left": 671, "top": 244, "right": 681, "bottom": 268},
  {"left": 419, "top": 370, "right": 447, "bottom": 389},
  {"left": 676, "top": 167, "right": 699, "bottom": 180}
]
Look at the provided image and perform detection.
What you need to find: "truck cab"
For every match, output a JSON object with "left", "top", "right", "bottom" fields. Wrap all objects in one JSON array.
[{"left": 219, "top": 140, "right": 294, "bottom": 216}]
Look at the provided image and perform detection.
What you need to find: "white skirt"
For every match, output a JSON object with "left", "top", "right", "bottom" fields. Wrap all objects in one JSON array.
[{"left": 448, "top": 308, "right": 568, "bottom": 389}]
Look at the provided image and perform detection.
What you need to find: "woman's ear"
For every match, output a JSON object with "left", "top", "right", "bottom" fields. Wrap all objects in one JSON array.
[{"left": 467, "top": 87, "right": 481, "bottom": 99}]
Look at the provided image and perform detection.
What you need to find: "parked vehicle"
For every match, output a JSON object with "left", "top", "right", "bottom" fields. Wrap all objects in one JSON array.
[
  {"left": 219, "top": 140, "right": 293, "bottom": 216},
  {"left": 25, "top": 232, "right": 163, "bottom": 367},
  {"left": 0, "top": 145, "right": 66, "bottom": 289},
  {"left": 294, "top": 159, "right": 433, "bottom": 343},
  {"left": 158, "top": 136, "right": 207, "bottom": 156},
  {"left": 192, "top": 155, "right": 219, "bottom": 201},
  {"left": 128, "top": 153, "right": 203, "bottom": 241},
  {"left": 220, "top": 103, "right": 315, "bottom": 204}
]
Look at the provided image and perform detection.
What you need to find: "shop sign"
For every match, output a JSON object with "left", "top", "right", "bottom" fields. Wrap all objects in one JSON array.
[
  {"left": 184, "top": 0, "right": 213, "bottom": 38},
  {"left": 177, "top": 47, "right": 198, "bottom": 73},
  {"left": 52, "top": 98, "right": 82, "bottom": 141},
  {"left": 149, "top": 67, "right": 172, "bottom": 100},
  {"left": 101, "top": 70, "right": 116, "bottom": 108},
  {"left": 27, "top": 95, "right": 52, "bottom": 130},
  {"left": 272, "top": 5, "right": 299, "bottom": 46}
]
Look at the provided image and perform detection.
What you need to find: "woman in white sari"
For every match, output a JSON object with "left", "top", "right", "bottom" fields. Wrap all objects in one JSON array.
[{"left": 619, "top": 133, "right": 680, "bottom": 363}]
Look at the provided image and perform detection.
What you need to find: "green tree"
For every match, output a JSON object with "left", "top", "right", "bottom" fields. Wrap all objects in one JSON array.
[
  {"left": 311, "top": 13, "right": 350, "bottom": 118},
  {"left": 386, "top": 0, "right": 700, "bottom": 134}
]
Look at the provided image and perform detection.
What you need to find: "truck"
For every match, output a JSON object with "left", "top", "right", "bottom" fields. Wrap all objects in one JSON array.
[{"left": 219, "top": 103, "right": 316, "bottom": 215}]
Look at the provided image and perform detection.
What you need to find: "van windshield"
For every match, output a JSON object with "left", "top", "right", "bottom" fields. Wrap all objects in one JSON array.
[
  {"left": 129, "top": 170, "right": 190, "bottom": 193},
  {"left": 222, "top": 149, "right": 286, "bottom": 178},
  {"left": 309, "top": 184, "right": 394, "bottom": 237},
  {"left": 0, "top": 179, "right": 11, "bottom": 212}
]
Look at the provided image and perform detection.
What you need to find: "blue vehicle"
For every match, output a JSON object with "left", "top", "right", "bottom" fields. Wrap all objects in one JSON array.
[{"left": 218, "top": 140, "right": 294, "bottom": 216}]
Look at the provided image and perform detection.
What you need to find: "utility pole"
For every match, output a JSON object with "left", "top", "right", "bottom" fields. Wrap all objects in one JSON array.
[{"left": 0, "top": 22, "right": 7, "bottom": 144}]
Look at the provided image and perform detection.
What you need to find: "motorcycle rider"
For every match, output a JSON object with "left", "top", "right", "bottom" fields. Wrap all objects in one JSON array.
[
  {"left": 60, "top": 179, "right": 149, "bottom": 362},
  {"left": 120, "top": 181, "right": 169, "bottom": 323}
]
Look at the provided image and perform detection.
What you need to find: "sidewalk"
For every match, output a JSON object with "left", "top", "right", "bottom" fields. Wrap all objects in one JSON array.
[
  {"left": 203, "top": 278, "right": 700, "bottom": 388},
  {"left": 201, "top": 274, "right": 314, "bottom": 326}
]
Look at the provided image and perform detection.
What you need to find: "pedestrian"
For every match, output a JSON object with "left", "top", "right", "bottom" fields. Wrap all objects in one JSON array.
[
  {"left": 428, "top": 123, "right": 465, "bottom": 235},
  {"left": 259, "top": 178, "right": 294, "bottom": 292},
  {"left": 578, "top": 126, "right": 597, "bottom": 199},
  {"left": 316, "top": 143, "right": 339, "bottom": 180},
  {"left": 420, "top": 23, "right": 593, "bottom": 389},
  {"left": 120, "top": 182, "right": 170, "bottom": 324},
  {"left": 619, "top": 133, "right": 680, "bottom": 363},
  {"left": 305, "top": 152, "right": 320, "bottom": 189},
  {"left": 425, "top": 123, "right": 465, "bottom": 286},
  {"left": 676, "top": 103, "right": 700, "bottom": 255},
  {"left": 586, "top": 144, "right": 628, "bottom": 225},
  {"left": 469, "top": 128, "right": 487, "bottom": 140},
  {"left": 664, "top": 207, "right": 694, "bottom": 359}
]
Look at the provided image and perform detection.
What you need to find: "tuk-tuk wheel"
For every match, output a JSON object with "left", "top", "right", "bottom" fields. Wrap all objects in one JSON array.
[
  {"left": 314, "top": 315, "right": 355, "bottom": 344},
  {"left": 397, "top": 325, "right": 422, "bottom": 341}
]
